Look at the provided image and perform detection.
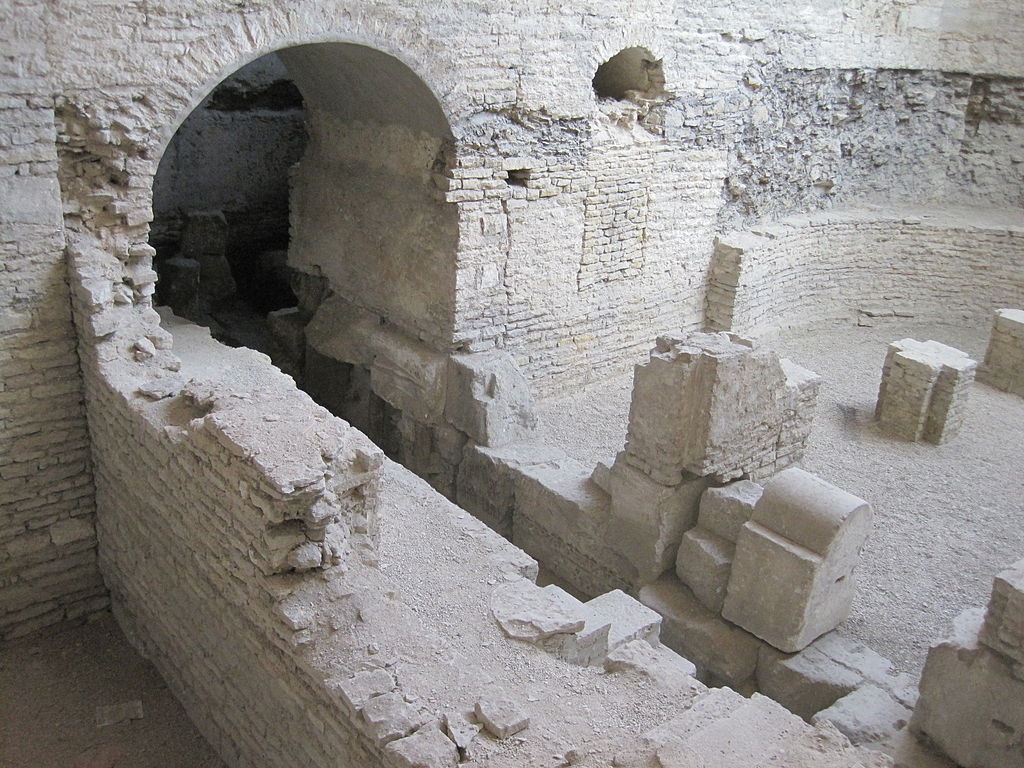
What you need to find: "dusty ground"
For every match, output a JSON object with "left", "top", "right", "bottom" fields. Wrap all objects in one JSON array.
[
  {"left": 535, "top": 321, "right": 1024, "bottom": 677},
  {"left": 0, "top": 614, "right": 223, "bottom": 768}
]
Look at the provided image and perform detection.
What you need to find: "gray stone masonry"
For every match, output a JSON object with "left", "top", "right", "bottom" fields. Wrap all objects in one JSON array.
[
  {"left": 980, "top": 308, "right": 1024, "bottom": 397},
  {"left": 722, "top": 468, "right": 873, "bottom": 654},
  {"left": 875, "top": 338, "right": 977, "bottom": 444}
]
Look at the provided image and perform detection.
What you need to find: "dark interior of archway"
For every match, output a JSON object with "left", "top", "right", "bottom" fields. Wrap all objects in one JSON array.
[{"left": 150, "top": 52, "right": 307, "bottom": 354}]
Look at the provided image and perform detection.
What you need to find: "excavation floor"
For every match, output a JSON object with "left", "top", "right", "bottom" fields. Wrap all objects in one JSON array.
[
  {"left": 0, "top": 614, "right": 224, "bottom": 768},
  {"left": 535, "top": 321, "right": 1024, "bottom": 676}
]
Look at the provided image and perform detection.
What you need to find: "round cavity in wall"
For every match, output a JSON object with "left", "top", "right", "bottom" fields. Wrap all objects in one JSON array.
[{"left": 592, "top": 47, "right": 666, "bottom": 101}]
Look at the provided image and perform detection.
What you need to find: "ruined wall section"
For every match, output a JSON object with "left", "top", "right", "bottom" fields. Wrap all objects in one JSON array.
[
  {"left": 0, "top": 1, "right": 104, "bottom": 642},
  {"left": 707, "top": 208, "right": 1024, "bottom": 337},
  {"left": 722, "top": 67, "right": 1024, "bottom": 230}
]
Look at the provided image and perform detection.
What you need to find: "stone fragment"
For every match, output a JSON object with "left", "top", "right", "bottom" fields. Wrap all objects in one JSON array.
[
  {"left": 550, "top": 589, "right": 661, "bottom": 666},
  {"left": 445, "top": 350, "right": 536, "bottom": 447},
  {"left": 490, "top": 579, "right": 585, "bottom": 642},
  {"left": 132, "top": 337, "right": 156, "bottom": 361},
  {"left": 385, "top": 724, "right": 459, "bottom": 768},
  {"left": 95, "top": 700, "right": 144, "bottom": 728},
  {"left": 443, "top": 711, "right": 481, "bottom": 755},
  {"left": 875, "top": 338, "right": 976, "bottom": 444},
  {"left": 329, "top": 668, "right": 396, "bottom": 711},
  {"left": 911, "top": 608, "right": 1024, "bottom": 768},
  {"left": 812, "top": 684, "right": 911, "bottom": 746},
  {"left": 603, "top": 639, "right": 701, "bottom": 694},
  {"left": 722, "top": 468, "right": 872, "bottom": 653},
  {"left": 362, "top": 692, "right": 425, "bottom": 745},
  {"left": 697, "top": 481, "right": 762, "bottom": 543},
  {"left": 474, "top": 691, "right": 529, "bottom": 739},
  {"left": 286, "top": 541, "right": 323, "bottom": 572},
  {"left": 639, "top": 574, "right": 764, "bottom": 687},
  {"left": 979, "top": 309, "right": 1024, "bottom": 397},
  {"left": 675, "top": 527, "right": 734, "bottom": 613}
]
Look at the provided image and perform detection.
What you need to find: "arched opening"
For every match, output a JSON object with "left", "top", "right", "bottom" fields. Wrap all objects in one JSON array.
[
  {"left": 150, "top": 42, "right": 458, "bottom": 361},
  {"left": 150, "top": 42, "right": 468, "bottom": 493},
  {"left": 592, "top": 47, "right": 667, "bottom": 102}
]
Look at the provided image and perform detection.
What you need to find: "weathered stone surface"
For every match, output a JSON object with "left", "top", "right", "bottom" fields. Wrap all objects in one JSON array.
[
  {"left": 697, "top": 481, "right": 762, "bottom": 543},
  {"left": 550, "top": 588, "right": 661, "bottom": 666},
  {"left": 362, "top": 692, "right": 426, "bottom": 745},
  {"left": 640, "top": 574, "right": 764, "bottom": 688},
  {"left": 604, "top": 639, "right": 700, "bottom": 689},
  {"left": 490, "top": 579, "right": 585, "bottom": 642},
  {"left": 330, "top": 669, "right": 397, "bottom": 711},
  {"left": 385, "top": 723, "right": 459, "bottom": 768},
  {"left": 756, "top": 644, "right": 862, "bottom": 721},
  {"left": 979, "top": 309, "right": 1024, "bottom": 397},
  {"left": 675, "top": 527, "right": 734, "bottom": 613},
  {"left": 606, "top": 457, "right": 707, "bottom": 583},
  {"left": 875, "top": 338, "right": 976, "bottom": 444},
  {"left": 475, "top": 691, "right": 530, "bottom": 739},
  {"left": 979, "top": 557, "right": 1024, "bottom": 672},
  {"left": 812, "top": 684, "right": 911, "bottom": 746},
  {"left": 445, "top": 350, "right": 536, "bottom": 447},
  {"left": 722, "top": 468, "right": 872, "bottom": 653}
]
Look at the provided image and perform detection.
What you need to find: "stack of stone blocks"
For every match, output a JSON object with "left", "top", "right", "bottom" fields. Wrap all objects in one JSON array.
[
  {"left": 979, "top": 308, "right": 1024, "bottom": 397},
  {"left": 875, "top": 338, "right": 977, "bottom": 444},
  {"left": 911, "top": 559, "right": 1024, "bottom": 768},
  {"left": 605, "top": 332, "right": 821, "bottom": 584}
]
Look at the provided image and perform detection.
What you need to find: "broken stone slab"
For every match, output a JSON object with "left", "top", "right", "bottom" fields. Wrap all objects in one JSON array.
[
  {"left": 95, "top": 700, "right": 143, "bottom": 728},
  {"left": 911, "top": 606, "right": 1024, "bottom": 768},
  {"left": 490, "top": 579, "right": 585, "bottom": 642},
  {"left": 756, "top": 644, "right": 862, "bottom": 721},
  {"left": 385, "top": 723, "right": 459, "bottom": 768},
  {"left": 603, "top": 639, "right": 701, "bottom": 695},
  {"left": 445, "top": 350, "right": 537, "bottom": 447},
  {"left": 548, "top": 588, "right": 661, "bottom": 666},
  {"left": 606, "top": 457, "right": 707, "bottom": 583},
  {"left": 362, "top": 691, "right": 427, "bottom": 746},
  {"left": 474, "top": 690, "right": 530, "bottom": 739},
  {"left": 698, "top": 481, "right": 762, "bottom": 543},
  {"left": 722, "top": 468, "right": 872, "bottom": 653},
  {"left": 639, "top": 573, "right": 764, "bottom": 688},
  {"left": 812, "top": 684, "right": 911, "bottom": 747},
  {"left": 327, "top": 668, "right": 396, "bottom": 711},
  {"left": 443, "top": 711, "right": 481, "bottom": 758},
  {"left": 979, "top": 557, "right": 1024, "bottom": 674},
  {"left": 675, "top": 526, "right": 734, "bottom": 613}
]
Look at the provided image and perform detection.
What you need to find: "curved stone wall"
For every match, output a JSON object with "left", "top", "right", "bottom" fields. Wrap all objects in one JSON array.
[{"left": 707, "top": 207, "right": 1024, "bottom": 337}]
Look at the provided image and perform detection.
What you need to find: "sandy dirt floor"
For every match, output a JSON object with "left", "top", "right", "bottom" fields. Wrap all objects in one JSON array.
[
  {"left": 535, "top": 321, "right": 1024, "bottom": 677},
  {"left": 0, "top": 614, "right": 223, "bottom": 768}
]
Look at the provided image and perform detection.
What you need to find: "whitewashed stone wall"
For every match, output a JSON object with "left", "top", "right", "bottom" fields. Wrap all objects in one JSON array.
[
  {"left": 0, "top": 1, "right": 105, "bottom": 641},
  {"left": 708, "top": 207, "right": 1024, "bottom": 337}
]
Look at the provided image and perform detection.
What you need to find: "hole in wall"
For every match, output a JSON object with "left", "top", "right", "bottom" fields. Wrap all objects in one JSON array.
[
  {"left": 592, "top": 47, "right": 666, "bottom": 102},
  {"left": 506, "top": 168, "right": 531, "bottom": 187}
]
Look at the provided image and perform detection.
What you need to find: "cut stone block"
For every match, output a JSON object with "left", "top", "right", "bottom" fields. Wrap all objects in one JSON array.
[
  {"left": 328, "top": 668, "right": 397, "bottom": 711},
  {"left": 606, "top": 457, "right": 707, "bottom": 583},
  {"left": 604, "top": 639, "right": 701, "bottom": 688},
  {"left": 722, "top": 468, "right": 872, "bottom": 653},
  {"left": 362, "top": 692, "right": 425, "bottom": 745},
  {"left": 369, "top": 328, "right": 449, "bottom": 425},
  {"left": 757, "top": 644, "right": 862, "bottom": 721},
  {"left": 911, "top": 608, "right": 1024, "bottom": 768},
  {"left": 549, "top": 588, "right": 661, "bottom": 666},
  {"left": 698, "top": 481, "right": 763, "bottom": 543},
  {"left": 445, "top": 350, "right": 537, "bottom": 447},
  {"left": 640, "top": 574, "right": 764, "bottom": 688},
  {"left": 474, "top": 691, "right": 529, "bottom": 739},
  {"left": 385, "top": 724, "right": 459, "bottom": 768},
  {"left": 875, "top": 338, "right": 977, "bottom": 444},
  {"left": 979, "top": 557, "right": 1024, "bottom": 673},
  {"left": 623, "top": 332, "right": 814, "bottom": 483},
  {"left": 812, "top": 684, "right": 911, "bottom": 746},
  {"left": 675, "top": 527, "right": 734, "bottom": 613},
  {"left": 979, "top": 309, "right": 1024, "bottom": 397}
]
